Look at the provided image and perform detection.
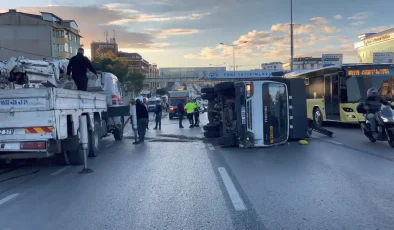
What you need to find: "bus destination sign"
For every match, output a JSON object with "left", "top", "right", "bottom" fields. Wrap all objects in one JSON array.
[{"left": 346, "top": 68, "right": 392, "bottom": 76}]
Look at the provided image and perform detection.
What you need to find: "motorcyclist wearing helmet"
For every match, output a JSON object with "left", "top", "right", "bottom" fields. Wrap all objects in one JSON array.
[{"left": 357, "top": 88, "right": 390, "bottom": 138}]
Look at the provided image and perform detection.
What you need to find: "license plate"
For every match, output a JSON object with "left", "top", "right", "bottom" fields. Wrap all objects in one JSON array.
[
  {"left": 0, "top": 99, "right": 28, "bottom": 106},
  {"left": 0, "top": 129, "right": 14, "bottom": 135}
]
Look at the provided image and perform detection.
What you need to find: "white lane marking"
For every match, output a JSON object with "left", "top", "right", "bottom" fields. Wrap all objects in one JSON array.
[
  {"left": 218, "top": 167, "right": 247, "bottom": 211},
  {"left": 0, "top": 193, "right": 19, "bottom": 206},
  {"left": 50, "top": 166, "right": 71, "bottom": 176},
  {"left": 208, "top": 144, "right": 215, "bottom": 151},
  {"left": 315, "top": 137, "right": 342, "bottom": 145}
]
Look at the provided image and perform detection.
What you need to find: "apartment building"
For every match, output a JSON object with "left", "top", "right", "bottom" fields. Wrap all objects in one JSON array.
[
  {"left": 118, "top": 52, "right": 150, "bottom": 75},
  {"left": 0, "top": 9, "right": 81, "bottom": 60},
  {"left": 90, "top": 38, "right": 118, "bottom": 60}
]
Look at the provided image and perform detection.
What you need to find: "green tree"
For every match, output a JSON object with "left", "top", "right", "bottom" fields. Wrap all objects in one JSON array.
[
  {"left": 92, "top": 50, "right": 128, "bottom": 82},
  {"left": 123, "top": 72, "right": 146, "bottom": 95}
]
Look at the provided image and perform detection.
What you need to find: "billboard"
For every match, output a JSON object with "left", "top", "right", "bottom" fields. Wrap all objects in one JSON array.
[
  {"left": 373, "top": 52, "right": 394, "bottom": 64},
  {"left": 322, "top": 54, "right": 343, "bottom": 67},
  {"left": 198, "top": 70, "right": 287, "bottom": 79}
]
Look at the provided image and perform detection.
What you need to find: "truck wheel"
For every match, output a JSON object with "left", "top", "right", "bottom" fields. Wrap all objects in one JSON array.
[
  {"left": 169, "top": 114, "right": 173, "bottom": 120},
  {"left": 55, "top": 151, "right": 71, "bottom": 165},
  {"left": 214, "top": 82, "right": 235, "bottom": 96},
  {"left": 89, "top": 121, "right": 101, "bottom": 157},
  {"left": 203, "top": 124, "right": 219, "bottom": 132},
  {"left": 201, "top": 87, "right": 214, "bottom": 94},
  {"left": 204, "top": 131, "right": 219, "bottom": 138},
  {"left": 219, "top": 134, "right": 237, "bottom": 147},
  {"left": 113, "top": 117, "right": 124, "bottom": 141},
  {"left": 101, "top": 120, "right": 108, "bottom": 137},
  {"left": 201, "top": 93, "right": 216, "bottom": 101},
  {"left": 69, "top": 146, "right": 90, "bottom": 165}
]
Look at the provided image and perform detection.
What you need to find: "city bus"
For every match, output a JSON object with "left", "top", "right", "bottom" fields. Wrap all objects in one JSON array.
[{"left": 285, "top": 64, "right": 394, "bottom": 126}]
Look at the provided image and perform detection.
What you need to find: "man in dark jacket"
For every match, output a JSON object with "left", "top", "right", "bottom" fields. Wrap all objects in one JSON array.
[
  {"left": 153, "top": 99, "right": 162, "bottom": 130},
  {"left": 357, "top": 88, "right": 389, "bottom": 138},
  {"left": 135, "top": 99, "right": 149, "bottom": 143},
  {"left": 177, "top": 100, "right": 185, "bottom": 128},
  {"left": 66, "top": 48, "right": 97, "bottom": 91}
]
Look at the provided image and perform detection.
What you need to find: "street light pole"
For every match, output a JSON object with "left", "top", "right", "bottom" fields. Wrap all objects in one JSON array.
[
  {"left": 220, "top": 41, "right": 247, "bottom": 75},
  {"left": 290, "top": 0, "right": 294, "bottom": 72},
  {"left": 232, "top": 46, "right": 235, "bottom": 74}
]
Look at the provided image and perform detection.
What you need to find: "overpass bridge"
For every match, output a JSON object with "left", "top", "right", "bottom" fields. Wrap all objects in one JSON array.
[{"left": 143, "top": 77, "right": 210, "bottom": 84}]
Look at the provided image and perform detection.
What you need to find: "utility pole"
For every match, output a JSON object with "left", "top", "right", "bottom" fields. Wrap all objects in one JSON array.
[
  {"left": 232, "top": 46, "right": 236, "bottom": 74},
  {"left": 290, "top": 0, "right": 294, "bottom": 72}
]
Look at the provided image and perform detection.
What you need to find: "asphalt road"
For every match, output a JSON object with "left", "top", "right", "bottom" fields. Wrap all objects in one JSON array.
[{"left": 1, "top": 114, "right": 394, "bottom": 230}]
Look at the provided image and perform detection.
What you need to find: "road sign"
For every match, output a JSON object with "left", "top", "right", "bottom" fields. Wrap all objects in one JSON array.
[
  {"left": 322, "top": 54, "right": 343, "bottom": 67},
  {"left": 373, "top": 52, "right": 394, "bottom": 64}
]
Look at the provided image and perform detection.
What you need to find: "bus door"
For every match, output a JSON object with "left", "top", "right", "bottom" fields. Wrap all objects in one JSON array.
[{"left": 324, "top": 73, "right": 340, "bottom": 120}]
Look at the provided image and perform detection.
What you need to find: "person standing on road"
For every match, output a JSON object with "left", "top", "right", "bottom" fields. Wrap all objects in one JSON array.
[
  {"left": 185, "top": 100, "right": 195, "bottom": 128},
  {"left": 66, "top": 48, "right": 97, "bottom": 91},
  {"left": 129, "top": 99, "right": 139, "bottom": 144},
  {"left": 153, "top": 99, "right": 162, "bottom": 130},
  {"left": 177, "top": 100, "right": 185, "bottom": 128},
  {"left": 193, "top": 99, "right": 200, "bottom": 127},
  {"left": 143, "top": 98, "right": 149, "bottom": 130},
  {"left": 135, "top": 99, "right": 149, "bottom": 144}
]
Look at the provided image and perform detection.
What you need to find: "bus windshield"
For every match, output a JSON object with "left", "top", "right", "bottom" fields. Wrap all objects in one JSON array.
[
  {"left": 262, "top": 82, "right": 288, "bottom": 145},
  {"left": 345, "top": 66, "right": 394, "bottom": 102}
]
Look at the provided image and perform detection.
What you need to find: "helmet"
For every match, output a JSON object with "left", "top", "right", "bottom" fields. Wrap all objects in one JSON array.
[{"left": 367, "top": 88, "right": 378, "bottom": 99}]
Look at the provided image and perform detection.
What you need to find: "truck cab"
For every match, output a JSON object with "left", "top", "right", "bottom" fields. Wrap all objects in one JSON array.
[{"left": 202, "top": 78, "right": 308, "bottom": 148}]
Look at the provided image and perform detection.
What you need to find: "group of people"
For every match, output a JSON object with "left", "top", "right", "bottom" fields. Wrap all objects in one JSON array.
[
  {"left": 177, "top": 99, "right": 201, "bottom": 128},
  {"left": 130, "top": 97, "right": 164, "bottom": 144}
]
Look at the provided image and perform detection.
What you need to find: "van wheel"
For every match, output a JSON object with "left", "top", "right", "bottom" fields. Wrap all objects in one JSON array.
[
  {"left": 204, "top": 131, "right": 219, "bottom": 138},
  {"left": 113, "top": 117, "right": 124, "bottom": 141},
  {"left": 313, "top": 107, "right": 323, "bottom": 127},
  {"left": 89, "top": 121, "right": 101, "bottom": 157},
  {"left": 214, "top": 82, "right": 235, "bottom": 97}
]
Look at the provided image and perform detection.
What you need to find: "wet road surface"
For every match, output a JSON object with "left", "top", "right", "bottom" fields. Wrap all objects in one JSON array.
[{"left": 1, "top": 113, "right": 394, "bottom": 230}]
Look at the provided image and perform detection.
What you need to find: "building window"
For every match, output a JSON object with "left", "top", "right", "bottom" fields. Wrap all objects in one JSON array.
[
  {"left": 64, "top": 43, "right": 69, "bottom": 52},
  {"left": 75, "top": 49, "right": 78, "bottom": 54},
  {"left": 57, "top": 45, "right": 65, "bottom": 52},
  {"left": 64, "top": 30, "right": 68, "bottom": 38},
  {"left": 74, "top": 36, "right": 77, "bottom": 42},
  {"left": 70, "top": 46, "right": 73, "bottom": 54}
]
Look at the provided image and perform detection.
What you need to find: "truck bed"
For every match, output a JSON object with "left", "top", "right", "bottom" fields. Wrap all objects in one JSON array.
[{"left": 0, "top": 88, "right": 107, "bottom": 114}]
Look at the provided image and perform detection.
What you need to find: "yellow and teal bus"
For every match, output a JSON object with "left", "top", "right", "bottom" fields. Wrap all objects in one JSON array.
[{"left": 285, "top": 64, "right": 394, "bottom": 126}]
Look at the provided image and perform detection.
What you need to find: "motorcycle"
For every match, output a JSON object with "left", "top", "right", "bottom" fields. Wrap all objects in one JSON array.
[{"left": 360, "top": 104, "right": 394, "bottom": 148}]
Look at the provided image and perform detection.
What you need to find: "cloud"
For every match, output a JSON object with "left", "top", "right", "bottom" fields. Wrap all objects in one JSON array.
[
  {"left": 348, "top": 12, "right": 369, "bottom": 20},
  {"left": 333, "top": 14, "right": 343, "bottom": 20},
  {"left": 310, "top": 17, "right": 329, "bottom": 24},
  {"left": 144, "top": 28, "right": 199, "bottom": 39},
  {"left": 352, "top": 21, "right": 365, "bottom": 26},
  {"left": 185, "top": 18, "right": 350, "bottom": 62},
  {"left": 271, "top": 23, "right": 336, "bottom": 35},
  {"left": 107, "top": 13, "right": 210, "bottom": 25},
  {"left": 14, "top": 5, "right": 168, "bottom": 52}
]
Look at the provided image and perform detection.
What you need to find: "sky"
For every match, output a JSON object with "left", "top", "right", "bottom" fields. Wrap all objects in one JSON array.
[{"left": 1, "top": 0, "right": 394, "bottom": 69}]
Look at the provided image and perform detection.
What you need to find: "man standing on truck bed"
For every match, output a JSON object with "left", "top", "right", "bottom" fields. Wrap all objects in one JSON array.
[{"left": 66, "top": 48, "right": 97, "bottom": 91}]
